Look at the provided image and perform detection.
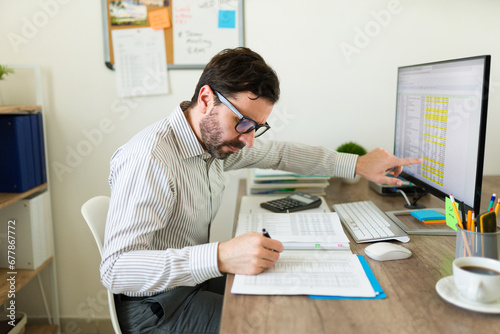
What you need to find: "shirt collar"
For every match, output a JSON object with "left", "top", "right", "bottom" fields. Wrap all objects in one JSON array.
[{"left": 169, "top": 104, "right": 206, "bottom": 160}]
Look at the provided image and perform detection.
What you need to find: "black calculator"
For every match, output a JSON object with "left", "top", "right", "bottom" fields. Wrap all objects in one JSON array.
[{"left": 260, "top": 192, "right": 322, "bottom": 213}]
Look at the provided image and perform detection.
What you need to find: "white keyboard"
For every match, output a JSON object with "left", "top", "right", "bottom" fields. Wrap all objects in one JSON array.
[{"left": 332, "top": 201, "right": 409, "bottom": 243}]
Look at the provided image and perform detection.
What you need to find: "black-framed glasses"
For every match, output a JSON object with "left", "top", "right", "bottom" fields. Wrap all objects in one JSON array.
[{"left": 215, "top": 91, "right": 271, "bottom": 138}]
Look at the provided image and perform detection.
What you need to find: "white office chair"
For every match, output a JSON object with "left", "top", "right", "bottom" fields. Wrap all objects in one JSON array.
[{"left": 81, "top": 196, "right": 122, "bottom": 334}]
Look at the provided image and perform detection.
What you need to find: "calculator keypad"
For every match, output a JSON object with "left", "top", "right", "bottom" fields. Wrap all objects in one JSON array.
[{"left": 265, "top": 199, "right": 303, "bottom": 211}]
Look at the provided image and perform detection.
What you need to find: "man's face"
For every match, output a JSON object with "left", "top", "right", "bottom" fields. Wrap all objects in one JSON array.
[
  {"left": 200, "top": 108, "right": 244, "bottom": 159},
  {"left": 200, "top": 91, "right": 273, "bottom": 159}
]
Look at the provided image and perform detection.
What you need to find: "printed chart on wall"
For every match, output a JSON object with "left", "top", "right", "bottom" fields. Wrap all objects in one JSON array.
[{"left": 102, "top": 0, "right": 244, "bottom": 70}]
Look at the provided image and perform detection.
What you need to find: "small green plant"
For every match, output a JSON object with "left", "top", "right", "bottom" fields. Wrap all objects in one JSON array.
[
  {"left": 336, "top": 141, "right": 367, "bottom": 156},
  {"left": 0, "top": 65, "right": 14, "bottom": 81}
]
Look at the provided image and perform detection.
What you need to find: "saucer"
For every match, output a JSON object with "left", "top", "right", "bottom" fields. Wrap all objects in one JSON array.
[{"left": 435, "top": 276, "right": 500, "bottom": 314}]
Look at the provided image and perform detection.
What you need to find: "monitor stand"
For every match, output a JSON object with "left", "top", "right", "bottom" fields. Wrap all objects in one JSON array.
[
  {"left": 403, "top": 188, "right": 428, "bottom": 209},
  {"left": 385, "top": 208, "right": 456, "bottom": 236}
]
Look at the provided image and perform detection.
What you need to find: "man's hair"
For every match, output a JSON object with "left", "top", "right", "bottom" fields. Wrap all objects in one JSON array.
[{"left": 190, "top": 47, "right": 280, "bottom": 105}]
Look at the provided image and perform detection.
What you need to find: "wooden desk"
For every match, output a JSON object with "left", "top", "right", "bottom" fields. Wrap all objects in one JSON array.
[{"left": 220, "top": 176, "right": 500, "bottom": 334}]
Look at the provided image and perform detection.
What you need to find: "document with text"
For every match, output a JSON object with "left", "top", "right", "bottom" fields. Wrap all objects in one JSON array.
[
  {"left": 231, "top": 251, "right": 376, "bottom": 297},
  {"left": 235, "top": 212, "right": 350, "bottom": 250}
]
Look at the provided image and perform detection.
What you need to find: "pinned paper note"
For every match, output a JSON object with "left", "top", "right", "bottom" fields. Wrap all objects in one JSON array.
[
  {"left": 149, "top": 8, "right": 171, "bottom": 30},
  {"left": 218, "top": 10, "right": 236, "bottom": 28},
  {"left": 445, "top": 197, "right": 459, "bottom": 231},
  {"left": 112, "top": 28, "right": 169, "bottom": 98}
]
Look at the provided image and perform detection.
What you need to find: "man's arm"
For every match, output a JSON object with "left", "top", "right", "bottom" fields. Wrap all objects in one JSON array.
[
  {"left": 226, "top": 141, "right": 421, "bottom": 186},
  {"left": 224, "top": 140, "right": 357, "bottom": 179}
]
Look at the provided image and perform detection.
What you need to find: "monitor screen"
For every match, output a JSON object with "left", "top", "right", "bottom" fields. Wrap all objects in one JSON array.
[{"left": 394, "top": 55, "right": 490, "bottom": 214}]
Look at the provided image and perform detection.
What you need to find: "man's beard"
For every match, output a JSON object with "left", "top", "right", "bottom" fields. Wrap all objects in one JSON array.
[{"left": 200, "top": 111, "right": 245, "bottom": 159}]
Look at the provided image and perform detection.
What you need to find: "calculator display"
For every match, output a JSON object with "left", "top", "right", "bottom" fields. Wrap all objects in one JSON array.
[{"left": 289, "top": 194, "right": 316, "bottom": 204}]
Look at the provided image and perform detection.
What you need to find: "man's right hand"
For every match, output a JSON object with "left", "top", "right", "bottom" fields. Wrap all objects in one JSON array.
[{"left": 217, "top": 232, "right": 284, "bottom": 275}]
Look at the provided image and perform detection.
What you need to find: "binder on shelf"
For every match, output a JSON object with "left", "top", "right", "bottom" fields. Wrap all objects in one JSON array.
[
  {"left": 0, "top": 191, "right": 54, "bottom": 269},
  {"left": 30, "top": 113, "right": 47, "bottom": 184},
  {"left": 0, "top": 114, "right": 46, "bottom": 193}
]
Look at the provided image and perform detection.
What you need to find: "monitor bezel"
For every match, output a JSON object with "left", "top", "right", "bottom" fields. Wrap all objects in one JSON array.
[{"left": 394, "top": 55, "right": 491, "bottom": 215}]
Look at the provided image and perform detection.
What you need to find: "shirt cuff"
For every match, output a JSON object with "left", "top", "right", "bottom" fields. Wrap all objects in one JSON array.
[
  {"left": 190, "top": 242, "right": 222, "bottom": 284},
  {"left": 333, "top": 153, "right": 359, "bottom": 179}
]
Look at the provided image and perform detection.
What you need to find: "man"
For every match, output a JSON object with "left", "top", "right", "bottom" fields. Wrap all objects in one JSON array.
[{"left": 101, "top": 47, "right": 421, "bottom": 333}]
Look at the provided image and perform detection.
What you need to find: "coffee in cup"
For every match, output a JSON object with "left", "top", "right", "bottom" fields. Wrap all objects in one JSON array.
[{"left": 453, "top": 257, "right": 500, "bottom": 303}]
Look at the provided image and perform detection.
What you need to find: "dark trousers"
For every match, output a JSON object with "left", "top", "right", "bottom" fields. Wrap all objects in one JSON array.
[{"left": 114, "top": 275, "right": 226, "bottom": 334}]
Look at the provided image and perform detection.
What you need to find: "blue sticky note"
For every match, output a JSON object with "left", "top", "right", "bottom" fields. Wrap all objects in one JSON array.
[
  {"left": 218, "top": 10, "right": 236, "bottom": 28},
  {"left": 411, "top": 210, "right": 445, "bottom": 221}
]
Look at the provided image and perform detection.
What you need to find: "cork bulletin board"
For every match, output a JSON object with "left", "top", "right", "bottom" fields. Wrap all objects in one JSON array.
[{"left": 101, "top": 0, "right": 244, "bottom": 70}]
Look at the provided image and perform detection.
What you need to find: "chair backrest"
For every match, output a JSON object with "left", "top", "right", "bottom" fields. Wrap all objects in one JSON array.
[
  {"left": 81, "top": 195, "right": 110, "bottom": 255},
  {"left": 81, "top": 195, "right": 122, "bottom": 334}
]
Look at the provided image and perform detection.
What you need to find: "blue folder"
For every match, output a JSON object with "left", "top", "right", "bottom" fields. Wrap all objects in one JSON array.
[
  {"left": 0, "top": 114, "right": 46, "bottom": 193},
  {"left": 309, "top": 255, "right": 386, "bottom": 300},
  {"left": 29, "top": 114, "right": 47, "bottom": 184}
]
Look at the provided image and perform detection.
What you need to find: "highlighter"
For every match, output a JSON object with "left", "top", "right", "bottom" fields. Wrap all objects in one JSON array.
[{"left": 479, "top": 211, "right": 497, "bottom": 233}]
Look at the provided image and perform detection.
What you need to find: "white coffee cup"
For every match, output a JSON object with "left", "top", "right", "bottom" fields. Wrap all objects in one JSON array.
[{"left": 453, "top": 257, "right": 500, "bottom": 303}]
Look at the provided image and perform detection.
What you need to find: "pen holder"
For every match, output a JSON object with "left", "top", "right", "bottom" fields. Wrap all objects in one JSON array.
[{"left": 455, "top": 225, "right": 500, "bottom": 260}]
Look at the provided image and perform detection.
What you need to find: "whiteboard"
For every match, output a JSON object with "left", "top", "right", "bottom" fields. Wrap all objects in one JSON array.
[
  {"left": 173, "top": 0, "right": 242, "bottom": 65},
  {"left": 102, "top": 0, "right": 244, "bottom": 70}
]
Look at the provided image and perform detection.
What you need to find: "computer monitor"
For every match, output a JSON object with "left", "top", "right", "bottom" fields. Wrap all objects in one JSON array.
[{"left": 393, "top": 55, "right": 491, "bottom": 216}]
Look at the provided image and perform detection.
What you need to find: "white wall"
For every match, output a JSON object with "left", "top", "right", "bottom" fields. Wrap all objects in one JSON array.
[{"left": 1, "top": 0, "right": 499, "bottom": 327}]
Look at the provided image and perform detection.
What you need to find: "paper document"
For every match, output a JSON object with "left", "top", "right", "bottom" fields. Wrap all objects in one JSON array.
[
  {"left": 235, "top": 212, "right": 349, "bottom": 250},
  {"left": 231, "top": 252, "right": 376, "bottom": 297},
  {"left": 112, "top": 28, "right": 169, "bottom": 98}
]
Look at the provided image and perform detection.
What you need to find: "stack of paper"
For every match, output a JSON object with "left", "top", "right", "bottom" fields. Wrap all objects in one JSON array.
[
  {"left": 231, "top": 252, "right": 376, "bottom": 297},
  {"left": 231, "top": 211, "right": 381, "bottom": 298},
  {"left": 247, "top": 169, "right": 331, "bottom": 195},
  {"left": 234, "top": 212, "right": 350, "bottom": 250}
]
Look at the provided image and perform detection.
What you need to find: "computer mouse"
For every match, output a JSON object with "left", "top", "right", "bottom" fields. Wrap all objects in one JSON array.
[{"left": 364, "top": 242, "right": 412, "bottom": 261}]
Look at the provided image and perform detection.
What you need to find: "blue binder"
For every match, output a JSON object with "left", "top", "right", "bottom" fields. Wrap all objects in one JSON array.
[
  {"left": 29, "top": 114, "right": 47, "bottom": 184},
  {"left": 0, "top": 114, "right": 44, "bottom": 192}
]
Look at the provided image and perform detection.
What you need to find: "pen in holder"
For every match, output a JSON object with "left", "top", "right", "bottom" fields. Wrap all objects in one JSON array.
[{"left": 455, "top": 225, "right": 500, "bottom": 260}]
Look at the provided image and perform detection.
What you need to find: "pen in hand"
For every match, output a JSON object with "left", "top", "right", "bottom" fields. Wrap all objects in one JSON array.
[{"left": 262, "top": 228, "right": 271, "bottom": 238}]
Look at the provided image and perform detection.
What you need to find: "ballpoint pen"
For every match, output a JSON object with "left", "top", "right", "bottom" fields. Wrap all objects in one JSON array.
[
  {"left": 262, "top": 228, "right": 271, "bottom": 238},
  {"left": 488, "top": 193, "right": 496, "bottom": 211}
]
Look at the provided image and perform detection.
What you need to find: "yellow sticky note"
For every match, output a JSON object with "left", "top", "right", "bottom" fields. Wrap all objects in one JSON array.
[
  {"left": 445, "top": 197, "right": 458, "bottom": 231},
  {"left": 149, "top": 8, "right": 171, "bottom": 30}
]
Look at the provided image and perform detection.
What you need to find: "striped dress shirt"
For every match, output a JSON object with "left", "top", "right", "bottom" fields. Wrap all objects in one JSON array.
[{"left": 100, "top": 104, "right": 358, "bottom": 296}]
